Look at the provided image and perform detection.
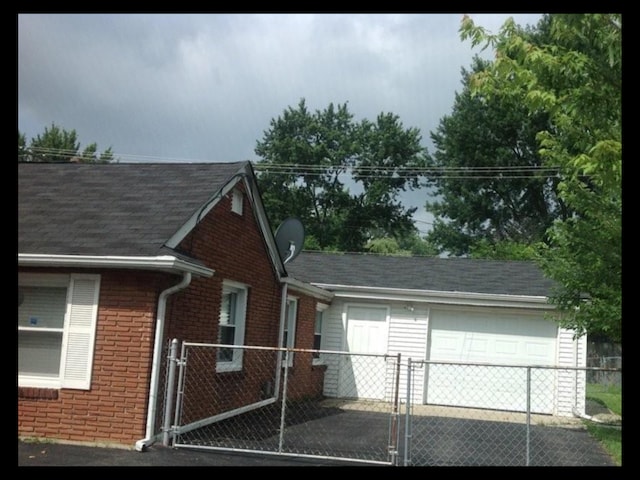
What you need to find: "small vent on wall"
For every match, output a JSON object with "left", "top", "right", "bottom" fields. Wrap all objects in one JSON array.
[{"left": 231, "top": 189, "right": 243, "bottom": 215}]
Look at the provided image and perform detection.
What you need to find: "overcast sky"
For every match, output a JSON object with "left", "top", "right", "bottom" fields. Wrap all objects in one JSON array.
[{"left": 18, "top": 13, "right": 543, "bottom": 234}]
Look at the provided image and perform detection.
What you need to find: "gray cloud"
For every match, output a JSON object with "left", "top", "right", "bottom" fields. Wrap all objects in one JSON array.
[{"left": 18, "top": 13, "right": 543, "bottom": 232}]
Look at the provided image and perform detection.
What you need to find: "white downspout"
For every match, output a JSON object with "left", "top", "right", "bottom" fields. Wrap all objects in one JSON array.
[
  {"left": 274, "top": 281, "right": 288, "bottom": 398},
  {"left": 135, "top": 272, "right": 192, "bottom": 451}
]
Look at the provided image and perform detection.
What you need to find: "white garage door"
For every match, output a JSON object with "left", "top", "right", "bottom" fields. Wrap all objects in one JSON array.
[{"left": 425, "top": 309, "right": 558, "bottom": 413}]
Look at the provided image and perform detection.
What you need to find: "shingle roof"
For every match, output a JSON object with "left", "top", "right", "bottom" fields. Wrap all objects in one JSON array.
[
  {"left": 18, "top": 162, "right": 557, "bottom": 298},
  {"left": 18, "top": 161, "right": 248, "bottom": 257},
  {"left": 285, "top": 251, "right": 556, "bottom": 297}
]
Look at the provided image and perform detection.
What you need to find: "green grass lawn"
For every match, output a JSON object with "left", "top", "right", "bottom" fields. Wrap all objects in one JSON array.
[{"left": 585, "top": 383, "right": 622, "bottom": 465}]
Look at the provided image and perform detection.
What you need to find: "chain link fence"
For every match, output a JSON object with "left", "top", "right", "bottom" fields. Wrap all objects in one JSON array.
[
  {"left": 167, "top": 342, "right": 400, "bottom": 464},
  {"left": 404, "top": 359, "right": 619, "bottom": 466},
  {"left": 160, "top": 340, "right": 620, "bottom": 466}
]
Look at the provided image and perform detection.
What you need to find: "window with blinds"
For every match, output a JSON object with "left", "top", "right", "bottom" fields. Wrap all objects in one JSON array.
[
  {"left": 216, "top": 281, "right": 248, "bottom": 372},
  {"left": 18, "top": 285, "right": 67, "bottom": 377},
  {"left": 18, "top": 273, "right": 100, "bottom": 390}
]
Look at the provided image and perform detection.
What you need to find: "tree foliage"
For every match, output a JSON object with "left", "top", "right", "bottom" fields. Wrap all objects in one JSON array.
[
  {"left": 460, "top": 14, "right": 621, "bottom": 340},
  {"left": 469, "top": 239, "right": 542, "bottom": 261},
  {"left": 425, "top": 21, "right": 568, "bottom": 257},
  {"left": 366, "top": 233, "right": 438, "bottom": 256},
  {"left": 255, "top": 99, "right": 426, "bottom": 252},
  {"left": 18, "top": 123, "right": 115, "bottom": 163}
]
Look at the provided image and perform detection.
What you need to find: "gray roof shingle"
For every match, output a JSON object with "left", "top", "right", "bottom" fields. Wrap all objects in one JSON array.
[
  {"left": 19, "top": 162, "right": 556, "bottom": 298},
  {"left": 18, "top": 161, "right": 248, "bottom": 257},
  {"left": 285, "top": 251, "right": 556, "bottom": 297}
]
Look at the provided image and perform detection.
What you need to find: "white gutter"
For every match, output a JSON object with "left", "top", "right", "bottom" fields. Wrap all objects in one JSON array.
[
  {"left": 18, "top": 253, "right": 214, "bottom": 278},
  {"left": 310, "top": 283, "right": 552, "bottom": 310},
  {"left": 572, "top": 407, "right": 606, "bottom": 423},
  {"left": 281, "top": 277, "right": 333, "bottom": 302},
  {"left": 136, "top": 272, "right": 193, "bottom": 451}
]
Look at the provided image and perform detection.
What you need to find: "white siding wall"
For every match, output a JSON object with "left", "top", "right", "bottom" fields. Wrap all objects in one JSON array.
[
  {"left": 321, "top": 298, "right": 430, "bottom": 401},
  {"left": 320, "top": 298, "right": 347, "bottom": 397},
  {"left": 387, "top": 303, "right": 429, "bottom": 404},
  {"left": 555, "top": 328, "right": 587, "bottom": 416},
  {"left": 320, "top": 295, "right": 586, "bottom": 417}
]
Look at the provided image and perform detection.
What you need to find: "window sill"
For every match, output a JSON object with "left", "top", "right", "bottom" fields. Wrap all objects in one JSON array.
[
  {"left": 216, "top": 365, "right": 243, "bottom": 374},
  {"left": 18, "top": 387, "right": 59, "bottom": 400}
]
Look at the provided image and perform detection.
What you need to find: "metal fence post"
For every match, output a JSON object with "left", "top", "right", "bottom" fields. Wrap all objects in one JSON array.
[
  {"left": 388, "top": 353, "right": 401, "bottom": 465},
  {"left": 162, "top": 338, "right": 179, "bottom": 446},
  {"left": 404, "top": 357, "right": 412, "bottom": 467},
  {"left": 171, "top": 340, "right": 188, "bottom": 447},
  {"left": 526, "top": 366, "right": 531, "bottom": 466},
  {"left": 278, "top": 349, "right": 290, "bottom": 453}
]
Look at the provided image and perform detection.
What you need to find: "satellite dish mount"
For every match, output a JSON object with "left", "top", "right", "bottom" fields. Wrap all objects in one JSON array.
[{"left": 274, "top": 217, "right": 305, "bottom": 265}]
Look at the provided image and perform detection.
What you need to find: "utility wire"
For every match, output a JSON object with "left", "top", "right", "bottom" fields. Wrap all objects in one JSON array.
[{"left": 20, "top": 147, "right": 565, "bottom": 179}]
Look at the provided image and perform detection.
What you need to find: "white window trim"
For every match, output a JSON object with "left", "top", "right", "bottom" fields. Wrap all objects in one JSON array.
[
  {"left": 18, "top": 272, "right": 101, "bottom": 390},
  {"left": 216, "top": 280, "right": 248, "bottom": 373},
  {"left": 282, "top": 296, "right": 298, "bottom": 367},
  {"left": 313, "top": 303, "right": 329, "bottom": 366}
]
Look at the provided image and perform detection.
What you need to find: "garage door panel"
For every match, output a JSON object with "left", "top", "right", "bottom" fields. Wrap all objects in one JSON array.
[
  {"left": 525, "top": 341, "right": 553, "bottom": 360},
  {"left": 432, "top": 333, "right": 459, "bottom": 354},
  {"left": 495, "top": 340, "right": 518, "bottom": 355},
  {"left": 468, "top": 338, "right": 489, "bottom": 354},
  {"left": 427, "top": 310, "right": 557, "bottom": 413}
]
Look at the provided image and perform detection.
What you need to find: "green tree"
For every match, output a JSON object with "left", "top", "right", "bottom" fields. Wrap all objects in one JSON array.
[
  {"left": 255, "top": 99, "right": 426, "bottom": 252},
  {"left": 460, "top": 14, "right": 621, "bottom": 341},
  {"left": 18, "top": 131, "right": 27, "bottom": 159},
  {"left": 19, "top": 123, "right": 115, "bottom": 163},
  {"left": 469, "top": 239, "right": 541, "bottom": 260},
  {"left": 366, "top": 233, "right": 438, "bottom": 256},
  {"left": 425, "top": 35, "right": 568, "bottom": 257},
  {"left": 399, "top": 232, "right": 439, "bottom": 256},
  {"left": 366, "top": 237, "right": 406, "bottom": 255}
]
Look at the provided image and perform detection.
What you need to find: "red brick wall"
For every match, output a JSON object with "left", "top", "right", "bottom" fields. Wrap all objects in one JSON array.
[
  {"left": 163, "top": 181, "right": 327, "bottom": 422},
  {"left": 18, "top": 268, "right": 171, "bottom": 446},
  {"left": 164, "top": 181, "right": 285, "bottom": 421},
  {"left": 165, "top": 180, "right": 282, "bottom": 346},
  {"left": 18, "top": 179, "right": 327, "bottom": 446},
  {"left": 284, "top": 289, "right": 328, "bottom": 400}
]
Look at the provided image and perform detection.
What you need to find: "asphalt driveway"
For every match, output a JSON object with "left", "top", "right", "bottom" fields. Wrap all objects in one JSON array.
[
  {"left": 18, "top": 400, "right": 619, "bottom": 467},
  {"left": 18, "top": 440, "right": 357, "bottom": 467}
]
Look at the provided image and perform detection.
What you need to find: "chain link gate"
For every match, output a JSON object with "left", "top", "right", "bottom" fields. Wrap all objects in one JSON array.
[
  {"left": 159, "top": 340, "right": 619, "bottom": 466},
  {"left": 401, "top": 359, "right": 620, "bottom": 467},
  {"left": 162, "top": 340, "right": 403, "bottom": 465}
]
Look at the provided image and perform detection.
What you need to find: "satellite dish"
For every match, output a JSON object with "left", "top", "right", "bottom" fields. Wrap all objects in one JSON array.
[{"left": 274, "top": 217, "right": 305, "bottom": 264}]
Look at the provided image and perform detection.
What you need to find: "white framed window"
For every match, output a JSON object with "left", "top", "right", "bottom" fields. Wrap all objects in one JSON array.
[
  {"left": 217, "top": 280, "right": 248, "bottom": 372},
  {"left": 313, "top": 303, "right": 329, "bottom": 365},
  {"left": 231, "top": 188, "right": 243, "bottom": 215},
  {"left": 18, "top": 272, "right": 101, "bottom": 390},
  {"left": 282, "top": 296, "right": 298, "bottom": 367}
]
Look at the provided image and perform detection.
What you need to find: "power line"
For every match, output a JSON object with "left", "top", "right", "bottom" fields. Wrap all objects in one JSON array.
[
  {"left": 253, "top": 164, "right": 562, "bottom": 180},
  {"left": 20, "top": 147, "right": 565, "bottom": 179}
]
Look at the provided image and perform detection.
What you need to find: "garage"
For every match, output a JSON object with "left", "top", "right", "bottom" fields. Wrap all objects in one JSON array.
[
  {"left": 285, "top": 251, "right": 587, "bottom": 417},
  {"left": 425, "top": 308, "right": 559, "bottom": 413}
]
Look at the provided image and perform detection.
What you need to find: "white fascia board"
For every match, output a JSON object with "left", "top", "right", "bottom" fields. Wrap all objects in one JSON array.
[
  {"left": 281, "top": 277, "right": 334, "bottom": 302},
  {"left": 310, "top": 283, "right": 553, "bottom": 310},
  {"left": 18, "top": 254, "right": 214, "bottom": 278},
  {"left": 163, "top": 162, "right": 286, "bottom": 279},
  {"left": 243, "top": 163, "right": 286, "bottom": 278},
  {"left": 164, "top": 164, "right": 248, "bottom": 250}
]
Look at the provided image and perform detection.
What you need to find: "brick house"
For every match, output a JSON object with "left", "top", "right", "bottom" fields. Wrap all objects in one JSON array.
[{"left": 18, "top": 161, "right": 332, "bottom": 449}]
